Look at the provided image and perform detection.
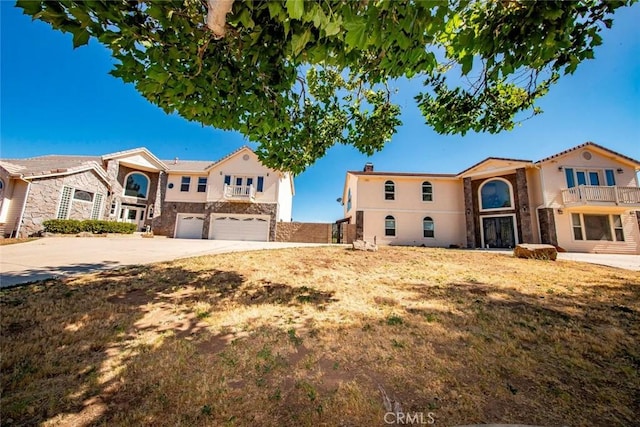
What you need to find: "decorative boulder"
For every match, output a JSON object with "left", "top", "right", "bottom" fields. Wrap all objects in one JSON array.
[
  {"left": 352, "top": 239, "right": 378, "bottom": 252},
  {"left": 514, "top": 244, "right": 557, "bottom": 261}
]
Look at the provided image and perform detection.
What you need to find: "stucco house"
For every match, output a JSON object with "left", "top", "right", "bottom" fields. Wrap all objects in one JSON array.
[
  {"left": 0, "top": 146, "right": 293, "bottom": 241},
  {"left": 340, "top": 142, "right": 640, "bottom": 254}
]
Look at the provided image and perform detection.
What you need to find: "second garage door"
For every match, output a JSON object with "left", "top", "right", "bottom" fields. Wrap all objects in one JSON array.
[
  {"left": 210, "top": 215, "right": 270, "bottom": 241},
  {"left": 175, "top": 214, "right": 205, "bottom": 239}
]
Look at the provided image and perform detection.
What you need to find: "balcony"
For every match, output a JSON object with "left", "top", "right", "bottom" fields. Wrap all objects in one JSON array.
[
  {"left": 223, "top": 184, "right": 256, "bottom": 201},
  {"left": 561, "top": 185, "right": 640, "bottom": 207}
]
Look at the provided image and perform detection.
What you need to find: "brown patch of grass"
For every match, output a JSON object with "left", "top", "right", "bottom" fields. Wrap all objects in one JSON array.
[
  {"left": 0, "top": 238, "right": 38, "bottom": 246},
  {"left": 1, "top": 247, "right": 639, "bottom": 426}
]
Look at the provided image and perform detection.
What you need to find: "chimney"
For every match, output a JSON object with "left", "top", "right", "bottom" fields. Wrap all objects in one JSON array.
[
  {"left": 363, "top": 162, "right": 374, "bottom": 173},
  {"left": 173, "top": 157, "right": 179, "bottom": 165}
]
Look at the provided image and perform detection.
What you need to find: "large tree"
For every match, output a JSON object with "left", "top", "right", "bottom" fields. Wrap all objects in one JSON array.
[{"left": 16, "top": 0, "right": 634, "bottom": 173}]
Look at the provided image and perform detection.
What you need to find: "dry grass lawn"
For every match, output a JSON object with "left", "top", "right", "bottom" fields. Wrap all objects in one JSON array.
[
  {"left": 0, "top": 238, "right": 38, "bottom": 246},
  {"left": 1, "top": 246, "right": 639, "bottom": 426}
]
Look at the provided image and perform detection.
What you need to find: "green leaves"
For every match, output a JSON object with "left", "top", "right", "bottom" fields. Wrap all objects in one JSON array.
[
  {"left": 14, "top": 0, "right": 634, "bottom": 172},
  {"left": 285, "top": 0, "right": 304, "bottom": 20}
]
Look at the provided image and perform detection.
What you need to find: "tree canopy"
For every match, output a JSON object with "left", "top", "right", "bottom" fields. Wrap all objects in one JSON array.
[{"left": 16, "top": 0, "right": 634, "bottom": 173}]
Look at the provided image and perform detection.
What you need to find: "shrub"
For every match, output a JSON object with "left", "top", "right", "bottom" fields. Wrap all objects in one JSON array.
[{"left": 42, "top": 219, "right": 137, "bottom": 234}]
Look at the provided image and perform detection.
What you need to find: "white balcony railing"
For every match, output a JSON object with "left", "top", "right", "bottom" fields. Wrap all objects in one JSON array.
[
  {"left": 561, "top": 185, "right": 640, "bottom": 206},
  {"left": 223, "top": 184, "right": 256, "bottom": 201}
]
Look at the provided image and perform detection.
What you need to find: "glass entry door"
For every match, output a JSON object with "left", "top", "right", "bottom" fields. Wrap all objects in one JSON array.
[
  {"left": 120, "top": 205, "right": 146, "bottom": 230},
  {"left": 482, "top": 216, "right": 516, "bottom": 248}
]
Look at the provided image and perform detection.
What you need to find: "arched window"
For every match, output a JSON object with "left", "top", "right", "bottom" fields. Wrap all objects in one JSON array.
[
  {"left": 124, "top": 172, "right": 150, "bottom": 199},
  {"left": 384, "top": 180, "right": 395, "bottom": 200},
  {"left": 385, "top": 215, "right": 396, "bottom": 236},
  {"left": 0, "top": 179, "right": 4, "bottom": 191},
  {"left": 423, "top": 217, "right": 434, "bottom": 238},
  {"left": 480, "top": 179, "right": 512, "bottom": 210},
  {"left": 422, "top": 181, "right": 433, "bottom": 202}
]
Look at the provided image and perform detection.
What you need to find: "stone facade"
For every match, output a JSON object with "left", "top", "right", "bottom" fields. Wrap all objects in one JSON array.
[
  {"left": 105, "top": 163, "right": 162, "bottom": 229},
  {"left": 538, "top": 208, "right": 558, "bottom": 246},
  {"left": 515, "top": 168, "right": 534, "bottom": 243},
  {"left": 276, "top": 222, "right": 333, "bottom": 243},
  {"left": 20, "top": 169, "right": 108, "bottom": 237},
  {"left": 355, "top": 210, "right": 364, "bottom": 240},
  {"left": 463, "top": 177, "right": 475, "bottom": 248},
  {"left": 156, "top": 200, "right": 279, "bottom": 241},
  {"left": 469, "top": 173, "right": 530, "bottom": 248}
]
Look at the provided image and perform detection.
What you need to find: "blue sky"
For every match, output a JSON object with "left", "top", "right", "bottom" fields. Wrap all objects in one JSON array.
[{"left": 1, "top": 3, "right": 639, "bottom": 222}]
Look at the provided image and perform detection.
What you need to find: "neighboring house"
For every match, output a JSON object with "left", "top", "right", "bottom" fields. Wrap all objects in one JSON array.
[
  {"left": 0, "top": 146, "right": 293, "bottom": 241},
  {"left": 340, "top": 142, "right": 640, "bottom": 254}
]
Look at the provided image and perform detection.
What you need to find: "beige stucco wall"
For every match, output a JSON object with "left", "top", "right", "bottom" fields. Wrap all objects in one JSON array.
[
  {"left": 554, "top": 210, "right": 640, "bottom": 254},
  {"left": 2, "top": 179, "right": 28, "bottom": 236},
  {"left": 206, "top": 150, "right": 282, "bottom": 204},
  {"left": 354, "top": 175, "right": 465, "bottom": 246},
  {"left": 539, "top": 147, "right": 638, "bottom": 207},
  {"left": 164, "top": 173, "right": 209, "bottom": 202},
  {"left": 363, "top": 210, "right": 466, "bottom": 246},
  {"left": 343, "top": 174, "right": 358, "bottom": 219},
  {"left": 277, "top": 174, "right": 293, "bottom": 222}
]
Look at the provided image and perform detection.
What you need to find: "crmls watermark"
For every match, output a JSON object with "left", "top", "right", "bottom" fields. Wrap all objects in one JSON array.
[{"left": 384, "top": 411, "right": 435, "bottom": 425}]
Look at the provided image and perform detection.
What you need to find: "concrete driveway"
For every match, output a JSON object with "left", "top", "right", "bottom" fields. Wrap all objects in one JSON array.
[{"left": 0, "top": 236, "right": 326, "bottom": 288}]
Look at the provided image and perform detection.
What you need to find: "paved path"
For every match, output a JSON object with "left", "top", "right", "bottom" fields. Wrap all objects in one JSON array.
[{"left": 0, "top": 237, "right": 326, "bottom": 288}]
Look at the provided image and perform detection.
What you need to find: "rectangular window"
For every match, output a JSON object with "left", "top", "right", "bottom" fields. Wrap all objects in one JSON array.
[
  {"left": 257, "top": 176, "right": 264, "bottom": 192},
  {"left": 576, "top": 171, "right": 587, "bottom": 186},
  {"left": 588, "top": 171, "right": 600, "bottom": 186},
  {"left": 109, "top": 201, "right": 118, "bottom": 217},
  {"left": 128, "top": 210, "right": 137, "bottom": 220},
  {"left": 57, "top": 186, "right": 73, "bottom": 219},
  {"left": 180, "top": 176, "right": 191, "bottom": 192},
  {"left": 91, "top": 194, "right": 103, "bottom": 220},
  {"left": 584, "top": 214, "right": 612, "bottom": 241},
  {"left": 235, "top": 177, "right": 243, "bottom": 186},
  {"left": 613, "top": 215, "right": 624, "bottom": 241},
  {"left": 147, "top": 205, "right": 154, "bottom": 219},
  {"left": 605, "top": 169, "right": 616, "bottom": 186},
  {"left": 572, "top": 213, "right": 583, "bottom": 240},
  {"left": 564, "top": 168, "right": 575, "bottom": 188},
  {"left": 224, "top": 175, "right": 231, "bottom": 186},
  {"left": 247, "top": 177, "right": 254, "bottom": 187},
  {"left": 197, "top": 177, "right": 207, "bottom": 192}
]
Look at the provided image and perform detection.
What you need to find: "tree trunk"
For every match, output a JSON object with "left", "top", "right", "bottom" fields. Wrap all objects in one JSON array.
[{"left": 206, "top": 0, "right": 234, "bottom": 39}]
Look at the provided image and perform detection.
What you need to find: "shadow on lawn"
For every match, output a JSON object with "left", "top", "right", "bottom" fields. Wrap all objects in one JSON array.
[{"left": 1, "top": 262, "right": 639, "bottom": 426}]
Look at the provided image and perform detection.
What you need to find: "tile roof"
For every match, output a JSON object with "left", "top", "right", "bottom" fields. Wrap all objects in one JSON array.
[
  {"left": 348, "top": 171, "right": 457, "bottom": 178},
  {"left": 0, "top": 155, "right": 103, "bottom": 177},
  {"left": 162, "top": 160, "right": 216, "bottom": 172},
  {"left": 456, "top": 157, "right": 533, "bottom": 177},
  {"left": 536, "top": 141, "right": 640, "bottom": 166}
]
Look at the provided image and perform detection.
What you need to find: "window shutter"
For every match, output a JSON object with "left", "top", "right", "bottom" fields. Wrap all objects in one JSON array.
[
  {"left": 91, "top": 194, "right": 104, "bottom": 220},
  {"left": 257, "top": 176, "right": 264, "bottom": 192},
  {"left": 224, "top": 175, "right": 231, "bottom": 185},
  {"left": 564, "top": 168, "right": 575, "bottom": 188},
  {"left": 57, "top": 186, "right": 73, "bottom": 219},
  {"left": 605, "top": 169, "right": 616, "bottom": 186}
]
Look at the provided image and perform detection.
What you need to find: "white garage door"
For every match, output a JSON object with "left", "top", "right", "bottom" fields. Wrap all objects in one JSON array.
[
  {"left": 210, "top": 215, "right": 269, "bottom": 241},
  {"left": 175, "top": 214, "right": 205, "bottom": 239}
]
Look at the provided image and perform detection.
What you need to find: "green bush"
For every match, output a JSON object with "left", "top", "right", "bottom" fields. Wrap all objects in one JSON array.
[{"left": 42, "top": 219, "right": 137, "bottom": 234}]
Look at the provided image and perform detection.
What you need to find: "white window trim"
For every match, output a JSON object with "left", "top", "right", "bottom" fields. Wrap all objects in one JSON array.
[
  {"left": 422, "top": 181, "right": 434, "bottom": 203},
  {"left": 562, "top": 166, "right": 617, "bottom": 187},
  {"left": 384, "top": 214, "right": 397, "bottom": 238},
  {"left": 478, "top": 177, "right": 515, "bottom": 212},
  {"left": 479, "top": 214, "right": 519, "bottom": 249},
  {"left": 423, "top": 216, "right": 435, "bottom": 239},
  {"left": 384, "top": 180, "right": 395, "bottom": 202},
  {"left": 180, "top": 176, "right": 191, "bottom": 192},
  {"left": 73, "top": 189, "right": 94, "bottom": 203},
  {"left": 123, "top": 171, "right": 150, "bottom": 199},
  {"left": 109, "top": 200, "right": 119, "bottom": 218},
  {"left": 56, "top": 186, "right": 73, "bottom": 219},
  {"left": 570, "top": 213, "right": 625, "bottom": 242}
]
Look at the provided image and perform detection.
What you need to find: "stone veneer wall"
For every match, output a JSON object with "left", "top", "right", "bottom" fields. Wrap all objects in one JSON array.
[
  {"left": 515, "top": 168, "right": 534, "bottom": 243},
  {"left": 156, "top": 201, "right": 278, "bottom": 241},
  {"left": 538, "top": 208, "right": 558, "bottom": 246},
  {"left": 104, "top": 161, "right": 162, "bottom": 229},
  {"left": 20, "top": 169, "right": 108, "bottom": 237},
  {"left": 355, "top": 211, "right": 364, "bottom": 240},
  {"left": 275, "top": 222, "right": 332, "bottom": 243},
  {"left": 463, "top": 177, "right": 476, "bottom": 248},
  {"left": 471, "top": 173, "right": 524, "bottom": 247}
]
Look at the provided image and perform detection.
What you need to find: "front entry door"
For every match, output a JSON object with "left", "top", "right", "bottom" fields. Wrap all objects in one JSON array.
[
  {"left": 120, "top": 206, "right": 146, "bottom": 231},
  {"left": 482, "top": 216, "right": 516, "bottom": 248}
]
